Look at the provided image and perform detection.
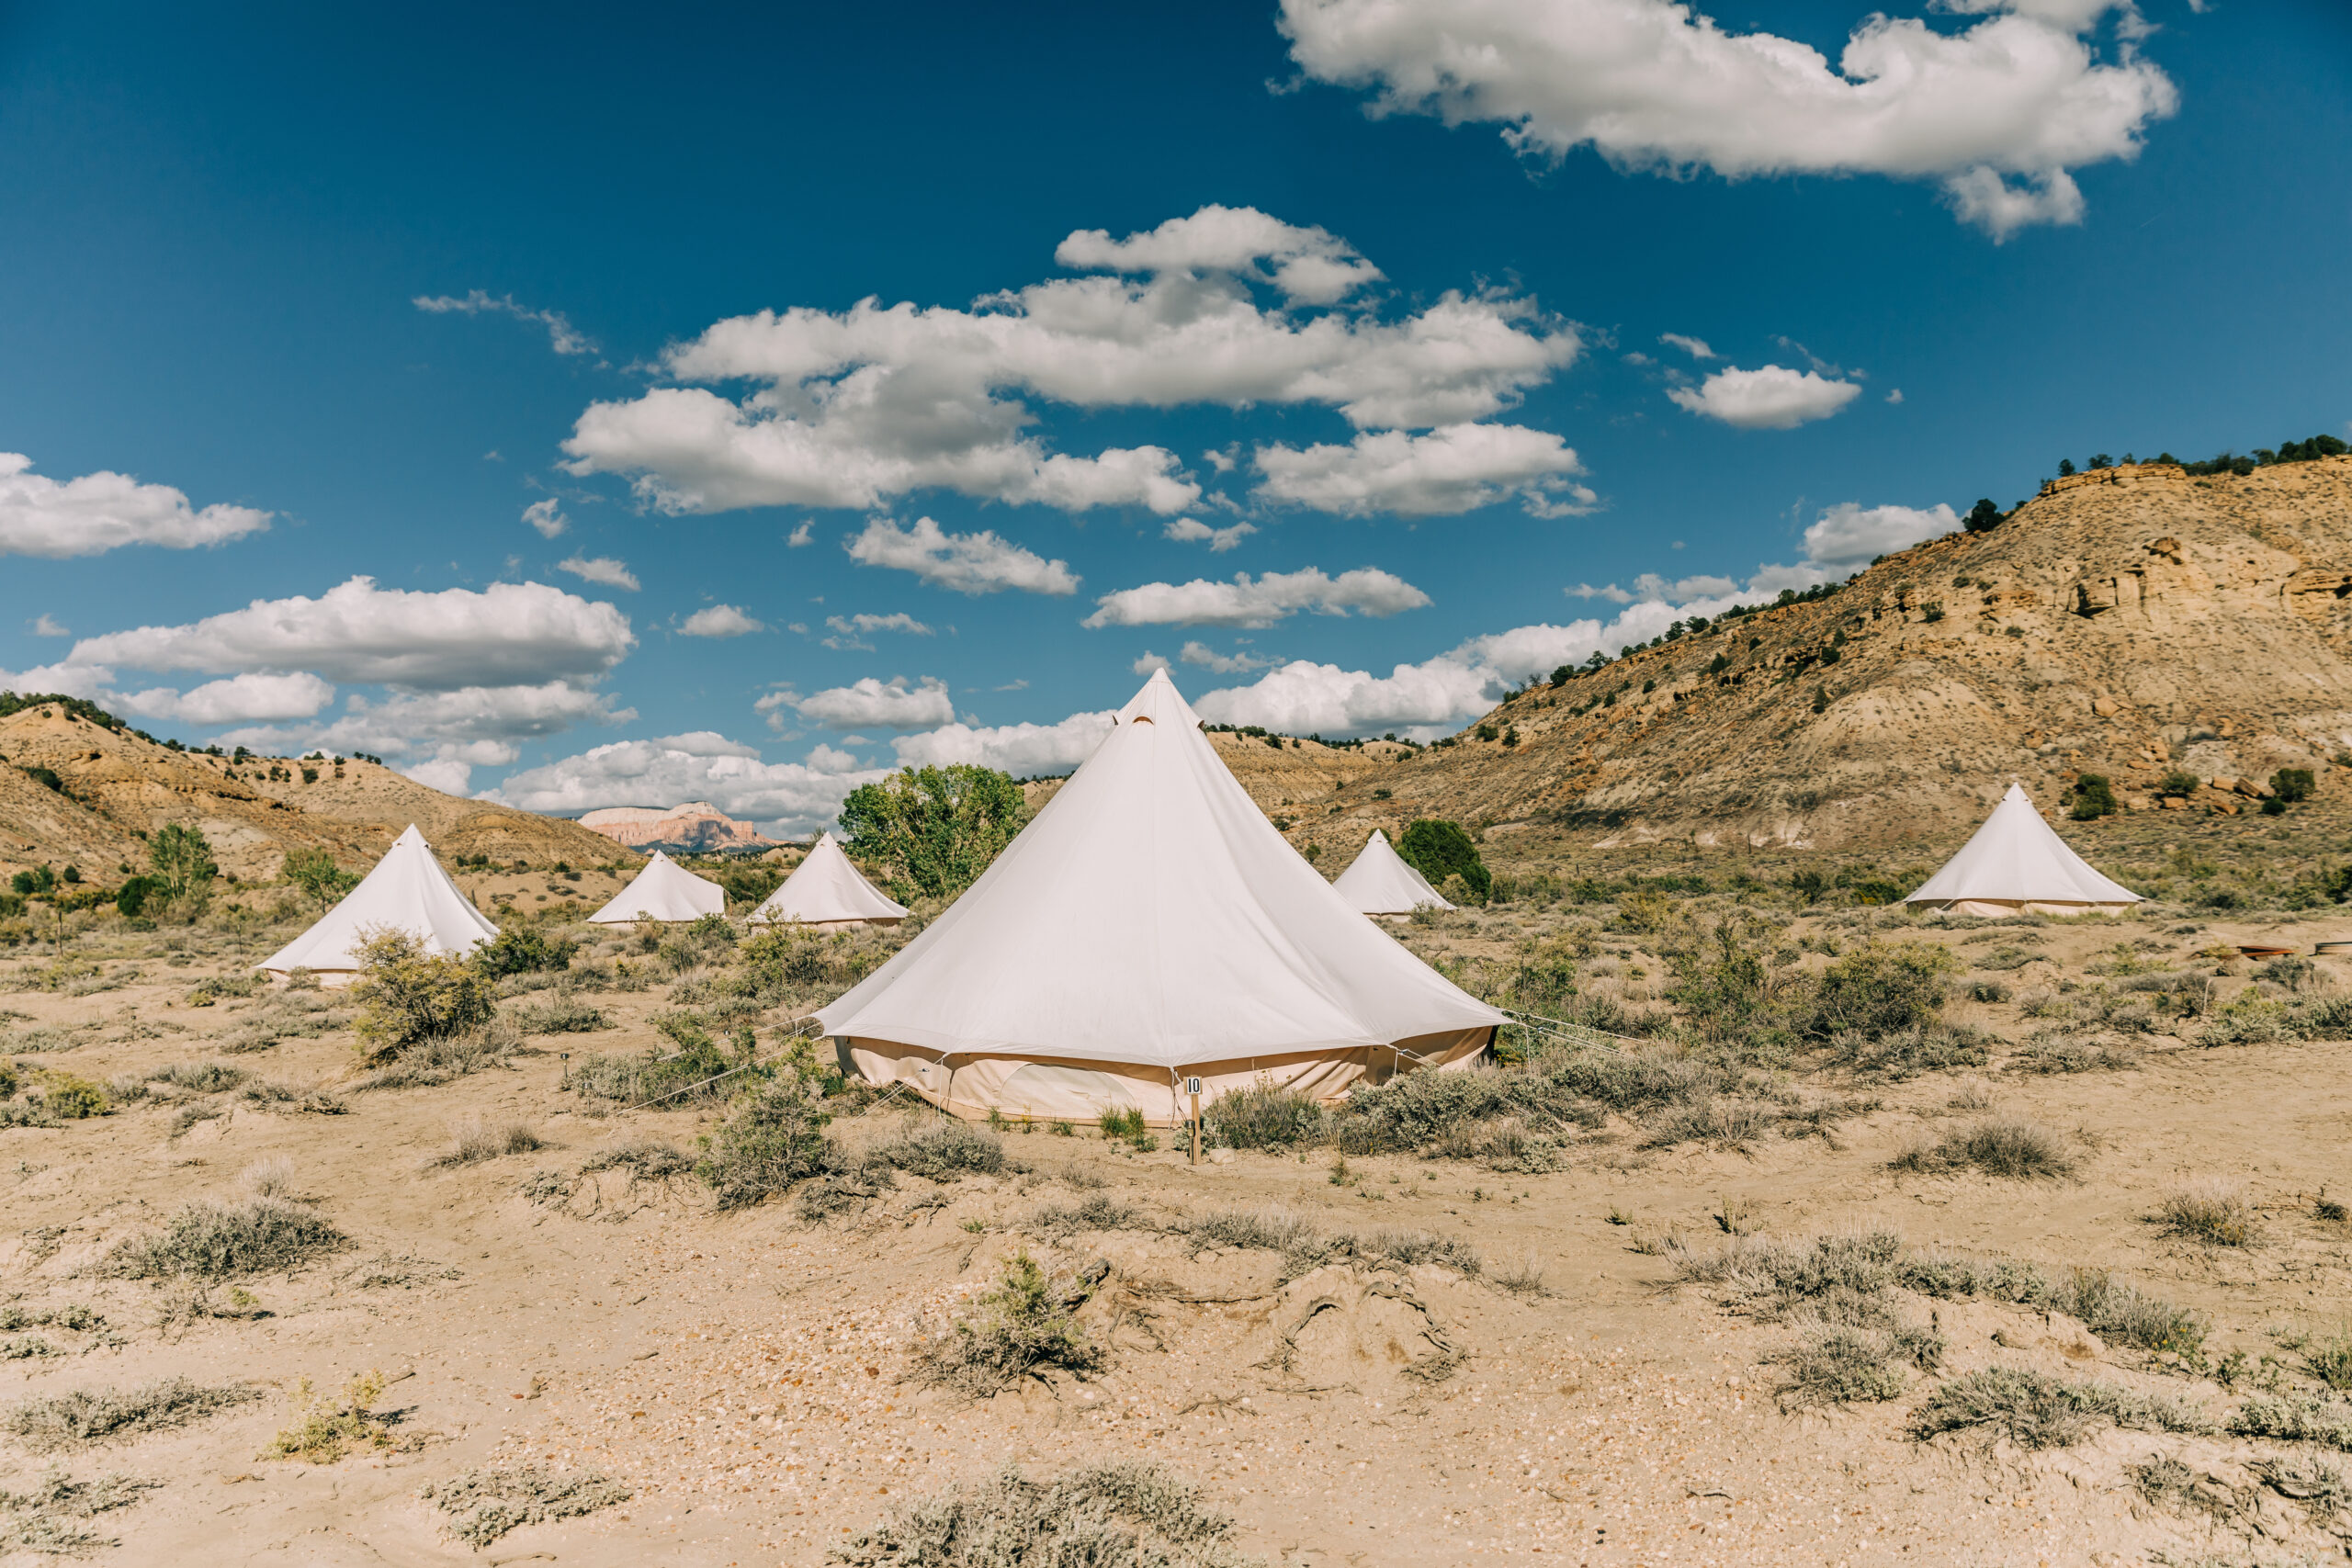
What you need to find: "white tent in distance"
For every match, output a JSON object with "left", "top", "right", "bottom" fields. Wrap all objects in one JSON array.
[
  {"left": 588, "top": 850, "right": 725, "bottom": 924},
  {"left": 1331, "top": 829, "right": 1454, "bottom": 919},
  {"left": 817, "top": 670, "right": 1502, "bottom": 1126},
  {"left": 750, "top": 831, "right": 909, "bottom": 931},
  {"left": 258, "top": 825, "right": 498, "bottom": 986},
  {"left": 1904, "top": 784, "right": 2143, "bottom": 917}
]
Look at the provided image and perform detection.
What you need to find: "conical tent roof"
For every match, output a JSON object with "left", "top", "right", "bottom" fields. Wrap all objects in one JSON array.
[
  {"left": 259, "top": 825, "right": 498, "bottom": 975},
  {"left": 1905, "top": 784, "right": 2143, "bottom": 912},
  {"left": 818, "top": 670, "right": 1503, "bottom": 1069},
  {"left": 588, "top": 850, "right": 726, "bottom": 924},
  {"left": 749, "top": 832, "right": 909, "bottom": 926},
  {"left": 1331, "top": 829, "right": 1454, "bottom": 916}
]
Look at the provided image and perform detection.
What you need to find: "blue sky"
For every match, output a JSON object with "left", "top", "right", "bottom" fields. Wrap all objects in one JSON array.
[{"left": 2, "top": 0, "right": 2346, "bottom": 830}]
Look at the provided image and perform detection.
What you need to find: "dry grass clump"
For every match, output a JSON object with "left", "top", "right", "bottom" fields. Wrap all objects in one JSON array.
[
  {"left": 1777, "top": 1324, "right": 1943, "bottom": 1406},
  {"left": 1026, "top": 1195, "right": 1140, "bottom": 1238},
  {"left": 1179, "top": 1205, "right": 1479, "bottom": 1282},
  {"left": 508, "top": 993, "right": 610, "bottom": 1036},
  {"left": 265, "top": 1371, "right": 391, "bottom": 1462},
  {"left": 2157, "top": 1179, "right": 2261, "bottom": 1247},
  {"left": 349, "top": 1020, "right": 517, "bottom": 1091},
  {"left": 1428, "top": 1114, "right": 1559, "bottom": 1171},
  {"left": 2233, "top": 1392, "right": 2352, "bottom": 1450},
  {"left": 239, "top": 1156, "right": 296, "bottom": 1198},
  {"left": 0, "top": 1470, "right": 160, "bottom": 1555},
  {"left": 913, "top": 1251, "right": 1102, "bottom": 1398},
  {"left": 835, "top": 1462, "right": 1262, "bottom": 1568},
  {"left": 432, "top": 1119, "right": 547, "bottom": 1167},
  {"left": 147, "top": 1060, "right": 248, "bottom": 1093},
  {"left": 2249, "top": 1450, "right": 2347, "bottom": 1517},
  {"left": 1892, "top": 1116, "right": 2075, "bottom": 1179},
  {"left": 1491, "top": 1251, "right": 1547, "bottom": 1299},
  {"left": 3, "top": 1377, "right": 263, "bottom": 1452},
  {"left": 238, "top": 1078, "right": 346, "bottom": 1114},
  {"left": 2303, "top": 1335, "right": 2352, "bottom": 1392},
  {"left": 103, "top": 1197, "right": 347, "bottom": 1280},
  {"left": 1894, "top": 1248, "right": 2204, "bottom": 1354},
  {"left": 2008, "top": 1033, "right": 2140, "bottom": 1074},
  {"left": 579, "top": 1137, "right": 693, "bottom": 1179},
  {"left": 1909, "top": 1366, "right": 2210, "bottom": 1449},
  {"left": 419, "top": 1464, "right": 631, "bottom": 1548},
  {"left": 864, "top": 1118, "right": 1009, "bottom": 1180}
]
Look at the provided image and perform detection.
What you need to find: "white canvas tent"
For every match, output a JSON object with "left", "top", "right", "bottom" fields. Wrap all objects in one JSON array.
[
  {"left": 816, "top": 670, "right": 1503, "bottom": 1125},
  {"left": 748, "top": 831, "right": 909, "bottom": 930},
  {"left": 258, "top": 825, "right": 498, "bottom": 986},
  {"left": 588, "top": 850, "right": 726, "bottom": 924},
  {"left": 1331, "top": 829, "right": 1454, "bottom": 918},
  {"left": 1904, "top": 784, "right": 2143, "bottom": 916}
]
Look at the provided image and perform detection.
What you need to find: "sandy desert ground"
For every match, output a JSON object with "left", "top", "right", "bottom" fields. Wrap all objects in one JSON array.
[{"left": 4, "top": 887, "right": 2352, "bottom": 1568}]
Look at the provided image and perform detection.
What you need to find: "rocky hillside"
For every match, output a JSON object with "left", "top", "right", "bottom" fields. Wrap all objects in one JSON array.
[
  {"left": 578, "top": 801, "right": 778, "bottom": 853},
  {"left": 1298, "top": 454, "right": 2352, "bottom": 856},
  {"left": 0, "top": 705, "right": 618, "bottom": 881}
]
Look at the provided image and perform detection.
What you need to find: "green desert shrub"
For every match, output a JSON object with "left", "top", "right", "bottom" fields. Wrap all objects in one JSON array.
[
  {"left": 2068, "top": 774, "right": 2119, "bottom": 820},
  {"left": 1808, "top": 943, "right": 1960, "bottom": 1040},
  {"left": 350, "top": 930, "right": 493, "bottom": 1053},
  {"left": 912, "top": 1251, "right": 1101, "bottom": 1397},
  {"left": 865, "top": 1118, "right": 1009, "bottom": 1180},
  {"left": 1777, "top": 1324, "right": 1942, "bottom": 1406},
  {"left": 2156, "top": 1179, "right": 2260, "bottom": 1247},
  {"left": 1396, "top": 818, "right": 1491, "bottom": 900},
  {"left": 472, "top": 926, "right": 576, "bottom": 979},
  {"left": 695, "top": 1077, "right": 835, "bottom": 1210},
  {"left": 1205, "top": 1082, "right": 1323, "bottom": 1150},
  {"left": 2234, "top": 1393, "right": 2352, "bottom": 1450},
  {"left": 103, "top": 1197, "right": 347, "bottom": 1279}
]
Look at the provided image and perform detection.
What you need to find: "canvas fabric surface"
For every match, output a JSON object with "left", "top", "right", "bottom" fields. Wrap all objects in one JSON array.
[
  {"left": 587, "top": 850, "right": 726, "bottom": 924},
  {"left": 1904, "top": 783, "right": 2143, "bottom": 913},
  {"left": 749, "top": 831, "right": 909, "bottom": 927},
  {"left": 1330, "top": 829, "right": 1454, "bottom": 916},
  {"left": 818, "top": 670, "right": 1501, "bottom": 1113},
  {"left": 258, "top": 825, "right": 498, "bottom": 981}
]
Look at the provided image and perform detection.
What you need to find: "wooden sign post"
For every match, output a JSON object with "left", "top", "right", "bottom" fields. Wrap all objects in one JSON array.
[{"left": 1186, "top": 1077, "right": 1202, "bottom": 1165}]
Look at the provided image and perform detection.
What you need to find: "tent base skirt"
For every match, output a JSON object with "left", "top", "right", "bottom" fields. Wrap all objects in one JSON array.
[
  {"left": 749, "top": 917, "right": 903, "bottom": 932},
  {"left": 257, "top": 967, "right": 360, "bottom": 989},
  {"left": 1905, "top": 898, "right": 2138, "bottom": 918},
  {"left": 838, "top": 1028, "right": 1491, "bottom": 1129}
]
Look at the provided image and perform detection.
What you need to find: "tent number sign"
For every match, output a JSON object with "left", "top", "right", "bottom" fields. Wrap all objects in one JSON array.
[{"left": 1186, "top": 1077, "right": 1203, "bottom": 1165}]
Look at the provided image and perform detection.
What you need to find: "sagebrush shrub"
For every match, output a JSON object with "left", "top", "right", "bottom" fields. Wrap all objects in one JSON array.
[{"left": 350, "top": 930, "right": 492, "bottom": 1053}]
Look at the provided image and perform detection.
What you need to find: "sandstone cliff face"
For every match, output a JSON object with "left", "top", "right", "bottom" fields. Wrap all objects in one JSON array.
[
  {"left": 1298, "top": 455, "right": 2352, "bottom": 853},
  {"left": 577, "top": 802, "right": 776, "bottom": 854},
  {"left": 0, "top": 707, "right": 618, "bottom": 879}
]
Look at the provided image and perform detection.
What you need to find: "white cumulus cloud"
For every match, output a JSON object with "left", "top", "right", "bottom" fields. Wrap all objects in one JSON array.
[
  {"left": 1659, "top": 333, "right": 1716, "bottom": 360},
  {"left": 557, "top": 555, "right": 640, "bottom": 591},
  {"left": 0, "top": 453, "right": 270, "bottom": 559},
  {"left": 829, "top": 612, "right": 933, "bottom": 637},
  {"left": 1278, "top": 0, "right": 2177, "bottom": 238},
  {"left": 115, "top": 672, "right": 336, "bottom": 726},
  {"left": 560, "top": 206, "right": 1578, "bottom": 517},
  {"left": 1162, "top": 517, "right": 1259, "bottom": 553},
  {"left": 217, "top": 681, "right": 634, "bottom": 761},
  {"left": 678, "top": 604, "right": 767, "bottom": 637},
  {"left": 70, "top": 576, "right": 636, "bottom": 690},
  {"left": 523, "top": 498, "right": 568, "bottom": 538},
  {"left": 1800, "top": 502, "right": 1960, "bottom": 567},
  {"left": 1252, "top": 423, "right": 1593, "bottom": 517},
  {"left": 792, "top": 675, "right": 956, "bottom": 731},
  {"left": 846, "top": 516, "right": 1079, "bottom": 597},
  {"left": 1083, "top": 566, "right": 1430, "bottom": 629},
  {"left": 30, "top": 615, "right": 68, "bottom": 637},
  {"left": 1180, "top": 641, "right": 1274, "bottom": 674},
  {"left": 1668, "top": 365, "right": 1862, "bottom": 429},
  {"left": 890, "top": 712, "right": 1117, "bottom": 776}
]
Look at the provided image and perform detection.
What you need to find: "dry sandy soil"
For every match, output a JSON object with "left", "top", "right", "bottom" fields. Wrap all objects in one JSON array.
[{"left": 4, "top": 896, "right": 2352, "bottom": 1568}]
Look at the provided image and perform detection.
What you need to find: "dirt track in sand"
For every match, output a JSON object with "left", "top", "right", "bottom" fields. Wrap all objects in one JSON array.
[{"left": 5, "top": 906, "right": 2352, "bottom": 1565}]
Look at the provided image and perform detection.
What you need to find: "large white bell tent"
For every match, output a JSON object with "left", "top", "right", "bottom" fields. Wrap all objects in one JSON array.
[
  {"left": 816, "top": 670, "right": 1503, "bottom": 1126},
  {"left": 258, "top": 825, "right": 498, "bottom": 986},
  {"left": 1903, "top": 784, "right": 2143, "bottom": 917},
  {"left": 587, "top": 849, "right": 726, "bottom": 924},
  {"left": 748, "top": 831, "right": 910, "bottom": 931},
  {"left": 1331, "top": 829, "right": 1454, "bottom": 918}
]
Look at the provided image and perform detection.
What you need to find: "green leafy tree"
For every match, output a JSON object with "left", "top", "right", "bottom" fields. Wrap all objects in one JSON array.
[
  {"left": 114, "top": 875, "right": 159, "bottom": 918},
  {"left": 1962, "top": 499, "right": 2004, "bottom": 533},
  {"left": 148, "top": 823, "right": 219, "bottom": 898},
  {"left": 837, "top": 763, "right": 1027, "bottom": 901},
  {"left": 2069, "top": 774, "right": 2119, "bottom": 820},
  {"left": 1396, "top": 818, "right": 1490, "bottom": 899},
  {"left": 281, "top": 847, "right": 359, "bottom": 910}
]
